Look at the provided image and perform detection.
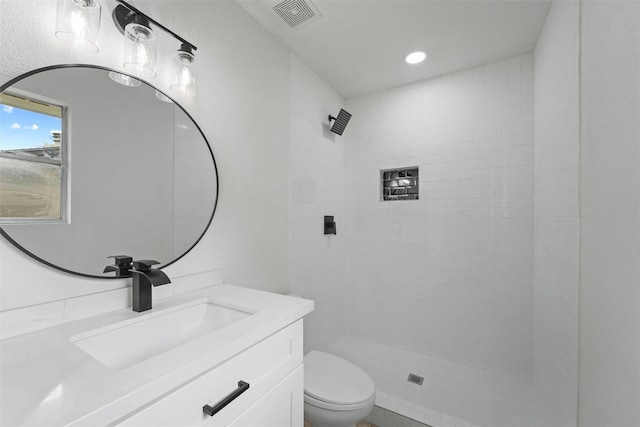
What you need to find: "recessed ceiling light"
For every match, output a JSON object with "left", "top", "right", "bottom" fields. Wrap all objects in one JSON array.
[{"left": 405, "top": 51, "right": 427, "bottom": 65}]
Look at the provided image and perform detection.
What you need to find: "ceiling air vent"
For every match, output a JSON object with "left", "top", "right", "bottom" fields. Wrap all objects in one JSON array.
[{"left": 272, "top": 0, "right": 322, "bottom": 29}]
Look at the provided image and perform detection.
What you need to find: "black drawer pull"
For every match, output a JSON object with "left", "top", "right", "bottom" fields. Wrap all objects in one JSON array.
[{"left": 203, "top": 381, "right": 250, "bottom": 417}]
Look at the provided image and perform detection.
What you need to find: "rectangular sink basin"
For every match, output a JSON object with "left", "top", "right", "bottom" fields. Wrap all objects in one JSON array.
[{"left": 71, "top": 299, "right": 253, "bottom": 370}]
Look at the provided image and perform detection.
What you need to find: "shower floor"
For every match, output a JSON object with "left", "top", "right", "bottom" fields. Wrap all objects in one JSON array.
[
  {"left": 327, "top": 335, "right": 537, "bottom": 427},
  {"left": 365, "top": 406, "right": 433, "bottom": 427},
  {"left": 305, "top": 407, "right": 431, "bottom": 427}
]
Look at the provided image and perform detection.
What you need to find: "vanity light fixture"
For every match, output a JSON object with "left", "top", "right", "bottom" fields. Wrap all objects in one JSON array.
[
  {"left": 170, "top": 44, "right": 197, "bottom": 96},
  {"left": 405, "top": 51, "right": 427, "bottom": 65},
  {"left": 112, "top": 1, "right": 198, "bottom": 93},
  {"left": 55, "top": 0, "right": 102, "bottom": 53},
  {"left": 122, "top": 14, "right": 157, "bottom": 79},
  {"left": 56, "top": 0, "right": 198, "bottom": 96}
]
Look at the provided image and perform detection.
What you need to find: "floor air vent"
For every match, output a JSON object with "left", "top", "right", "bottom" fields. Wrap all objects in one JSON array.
[
  {"left": 273, "top": 0, "right": 322, "bottom": 28},
  {"left": 407, "top": 373, "right": 424, "bottom": 385}
]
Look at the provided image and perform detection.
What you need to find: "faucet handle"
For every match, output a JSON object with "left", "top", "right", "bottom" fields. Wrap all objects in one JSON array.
[
  {"left": 107, "top": 255, "right": 133, "bottom": 267},
  {"left": 104, "top": 255, "right": 132, "bottom": 277},
  {"left": 132, "top": 259, "right": 161, "bottom": 272}
]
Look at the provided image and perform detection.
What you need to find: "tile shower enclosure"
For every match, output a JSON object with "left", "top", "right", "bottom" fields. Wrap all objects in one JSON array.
[{"left": 291, "top": 50, "right": 539, "bottom": 426}]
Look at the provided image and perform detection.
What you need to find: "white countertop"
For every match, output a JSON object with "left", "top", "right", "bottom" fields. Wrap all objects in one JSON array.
[{"left": 0, "top": 285, "right": 314, "bottom": 426}]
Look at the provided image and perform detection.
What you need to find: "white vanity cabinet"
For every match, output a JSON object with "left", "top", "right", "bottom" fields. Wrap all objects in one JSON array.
[
  {"left": 228, "top": 365, "right": 303, "bottom": 426},
  {"left": 118, "top": 320, "right": 304, "bottom": 426},
  {"left": 1, "top": 286, "right": 314, "bottom": 427}
]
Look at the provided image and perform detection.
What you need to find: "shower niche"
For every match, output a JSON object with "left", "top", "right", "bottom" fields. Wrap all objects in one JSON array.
[{"left": 381, "top": 167, "right": 419, "bottom": 201}]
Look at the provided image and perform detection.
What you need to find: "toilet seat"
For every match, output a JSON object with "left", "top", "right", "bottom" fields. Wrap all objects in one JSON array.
[
  {"left": 304, "top": 392, "right": 376, "bottom": 412},
  {"left": 304, "top": 351, "right": 375, "bottom": 410}
]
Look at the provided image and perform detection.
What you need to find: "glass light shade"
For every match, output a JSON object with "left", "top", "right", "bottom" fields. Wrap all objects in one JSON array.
[
  {"left": 108, "top": 72, "right": 141, "bottom": 87},
  {"left": 155, "top": 90, "right": 173, "bottom": 103},
  {"left": 123, "top": 22, "right": 157, "bottom": 79},
  {"left": 170, "top": 50, "right": 197, "bottom": 97},
  {"left": 55, "top": 0, "right": 101, "bottom": 53}
]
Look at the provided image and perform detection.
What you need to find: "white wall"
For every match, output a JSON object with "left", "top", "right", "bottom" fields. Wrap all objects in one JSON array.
[
  {"left": 532, "top": 1, "right": 580, "bottom": 425},
  {"left": 579, "top": 1, "right": 640, "bottom": 425},
  {"left": 344, "top": 54, "right": 535, "bottom": 375},
  {"left": 172, "top": 106, "right": 218, "bottom": 258},
  {"left": 288, "top": 53, "right": 347, "bottom": 353},
  {"left": 0, "top": 0, "right": 290, "bottom": 312}
]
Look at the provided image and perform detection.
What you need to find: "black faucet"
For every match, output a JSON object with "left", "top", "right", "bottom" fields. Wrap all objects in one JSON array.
[
  {"left": 103, "top": 255, "right": 133, "bottom": 277},
  {"left": 130, "top": 260, "right": 171, "bottom": 312}
]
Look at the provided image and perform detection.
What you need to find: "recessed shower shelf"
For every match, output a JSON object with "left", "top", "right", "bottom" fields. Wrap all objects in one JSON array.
[{"left": 381, "top": 167, "right": 419, "bottom": 201}]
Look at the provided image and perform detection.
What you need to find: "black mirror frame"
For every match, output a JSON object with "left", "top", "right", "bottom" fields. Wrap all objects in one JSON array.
[{"left": 0, "top": 64, "right": 219, "bottom": 279}]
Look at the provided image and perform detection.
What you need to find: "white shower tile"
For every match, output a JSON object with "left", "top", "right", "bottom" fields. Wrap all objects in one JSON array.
[{"left": 414, "top": 404, "right": 442, "bottom": 426}]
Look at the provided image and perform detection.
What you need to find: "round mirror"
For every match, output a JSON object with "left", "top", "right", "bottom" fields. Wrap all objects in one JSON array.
[{"left": 0, "top": 65, "right": 218, "bottom": 278}]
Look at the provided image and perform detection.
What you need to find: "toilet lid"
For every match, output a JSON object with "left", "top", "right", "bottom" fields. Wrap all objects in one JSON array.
[{"left": 304, "top": 351, "right": 375, "bottom": 405}]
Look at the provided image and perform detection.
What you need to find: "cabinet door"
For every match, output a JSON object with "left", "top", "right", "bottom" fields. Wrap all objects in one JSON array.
[
  {"left": 227, "top": 365, "right": 303, "bottom": 427},
  {"left": 118, "top": 321, "right": 303, "bottom": 427}
]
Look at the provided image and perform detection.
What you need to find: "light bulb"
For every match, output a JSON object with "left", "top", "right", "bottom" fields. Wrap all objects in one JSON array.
[
  {"left": 170, "top": 47, "right": 197, "bottom": 97},
  {"left": 123, "top": 21, "right": 157, "bottom": 79}
]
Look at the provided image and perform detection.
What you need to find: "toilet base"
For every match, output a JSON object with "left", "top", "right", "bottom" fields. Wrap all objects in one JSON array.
[
  {"left": 304, "top": 397, "right": 374, "bottom": 427},
  {"left": 305, "top": 418, "right": 373, "bottom": 427},
  {"left": 305, "top": 422, "right": 358, "bottom": 427},
  {"left": 309, "top": 423, "right": 358, "bottom": 427}
]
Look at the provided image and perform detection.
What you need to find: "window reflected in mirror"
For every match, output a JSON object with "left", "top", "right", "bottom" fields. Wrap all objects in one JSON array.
[{"left": 0, "top": 92, "right": 65, "bottom": 221}]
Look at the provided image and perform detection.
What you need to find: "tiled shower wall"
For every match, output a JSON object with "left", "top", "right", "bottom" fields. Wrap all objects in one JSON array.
[
  {"left": 532, "top": 0, "right": 580, "bottom": 425},
  {"left": 579, "top": 1, "right": 640, "bottom": 424},
  {"left": 344, "top": 54, "right": 535, "bottom": 375},
  {"left": 289, "top": 54, "right": 348, "bottom": 353}
]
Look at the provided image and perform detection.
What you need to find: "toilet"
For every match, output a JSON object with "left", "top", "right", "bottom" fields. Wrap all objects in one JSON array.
[{"left": 303, "top": 351, "right": 376, "bottom": 427}]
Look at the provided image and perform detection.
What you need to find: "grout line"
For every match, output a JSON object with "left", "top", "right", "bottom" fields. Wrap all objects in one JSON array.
[{"left": 575, "top": 0, "right": 582, "bottom": 426}]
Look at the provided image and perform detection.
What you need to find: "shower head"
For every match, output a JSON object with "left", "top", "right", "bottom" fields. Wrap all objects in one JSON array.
[{"left": 328, "top": 109, "right": 352, "bottom": 136}]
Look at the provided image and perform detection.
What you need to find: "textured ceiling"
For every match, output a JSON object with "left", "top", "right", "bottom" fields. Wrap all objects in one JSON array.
[{"left": 237, "top": 0, "right": 552, "bottom": 98}]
